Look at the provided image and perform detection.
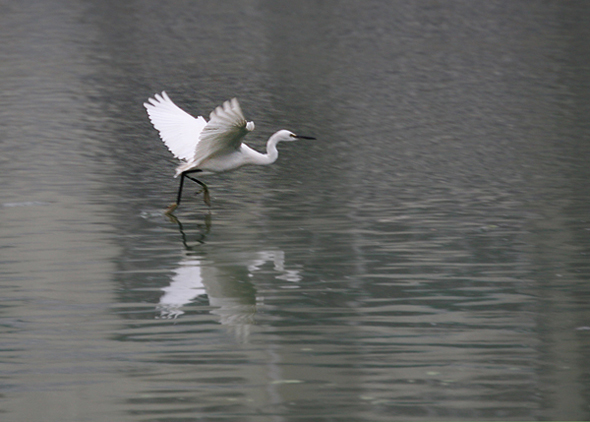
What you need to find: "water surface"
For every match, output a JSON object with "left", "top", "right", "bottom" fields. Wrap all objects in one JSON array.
[{"left": 1, "top": 1, "right": 590, "bottom": 421}]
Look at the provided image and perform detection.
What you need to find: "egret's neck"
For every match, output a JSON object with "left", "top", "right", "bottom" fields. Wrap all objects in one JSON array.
[
  {"left": 246, "top": 131, "right": 285, "bottom": 166},
  {"left": 259, "top": 132, "right": 283, "bottom": 165}
]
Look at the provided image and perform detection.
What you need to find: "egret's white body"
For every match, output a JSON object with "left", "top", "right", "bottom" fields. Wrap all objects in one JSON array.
[{"left": 144, "top": 92, "right": 313, "bottom": 212}]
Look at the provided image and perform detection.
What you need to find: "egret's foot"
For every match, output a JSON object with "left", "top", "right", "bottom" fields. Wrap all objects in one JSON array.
[
  {"left": 194, "top": 188, "right": 211, "bottom": 207},
  {"left": 203, "top": 188, "right": 211, "bottom": 207},
  {"left": 165, "top": 203, "right": 178, "bottom": 215}
]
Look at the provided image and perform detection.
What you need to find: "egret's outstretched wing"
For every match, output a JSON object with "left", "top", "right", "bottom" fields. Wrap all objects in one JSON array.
[
  {"left": 193, "top": 98, "right": 255, "bottom": 166},
  {"left": 144, "top": 92, "right": 206, "bottom": 162}
]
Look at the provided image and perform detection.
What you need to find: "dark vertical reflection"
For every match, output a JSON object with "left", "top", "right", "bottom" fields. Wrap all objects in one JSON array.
[{"left": 530, "top": 2, "right": 590, "bottom": 419}]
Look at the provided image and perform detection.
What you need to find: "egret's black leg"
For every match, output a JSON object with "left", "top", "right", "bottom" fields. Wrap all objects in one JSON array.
[
  {"left": 176, "top": 173, "right": 186, "bottom": 205},
  {"left": 165, "top": 173, "right": 186, "bottom": 215}
]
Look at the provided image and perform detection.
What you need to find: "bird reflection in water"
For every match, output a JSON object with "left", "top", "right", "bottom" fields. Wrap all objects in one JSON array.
[{"left": 157, "top": 214, "right": 301, "bottom": 341}]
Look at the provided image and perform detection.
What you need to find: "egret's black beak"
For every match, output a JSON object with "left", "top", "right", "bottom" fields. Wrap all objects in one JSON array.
[{"left": 294, "top": 135, "right": 316, "bottom": 140}]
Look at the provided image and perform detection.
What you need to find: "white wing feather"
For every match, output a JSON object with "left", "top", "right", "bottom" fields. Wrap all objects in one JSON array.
[
  {"left": 144, "top": 91, "right": 207, "bottom": 162},
  {"left": 192, "top": 98, "right": 254, "bottom": 166}
]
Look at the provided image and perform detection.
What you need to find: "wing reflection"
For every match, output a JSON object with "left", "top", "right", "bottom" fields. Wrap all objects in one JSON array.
[
  {"left": 157, "top": 214, "right": 301, "bottom": 341},
  {"left": 156, "top": 258, "right": 206, "bottom": 319}
]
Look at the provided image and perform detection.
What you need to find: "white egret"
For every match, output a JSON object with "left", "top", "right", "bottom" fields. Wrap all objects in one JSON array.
[{"left": 144, "top": 92, "right": 314, "bottom": 213}]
